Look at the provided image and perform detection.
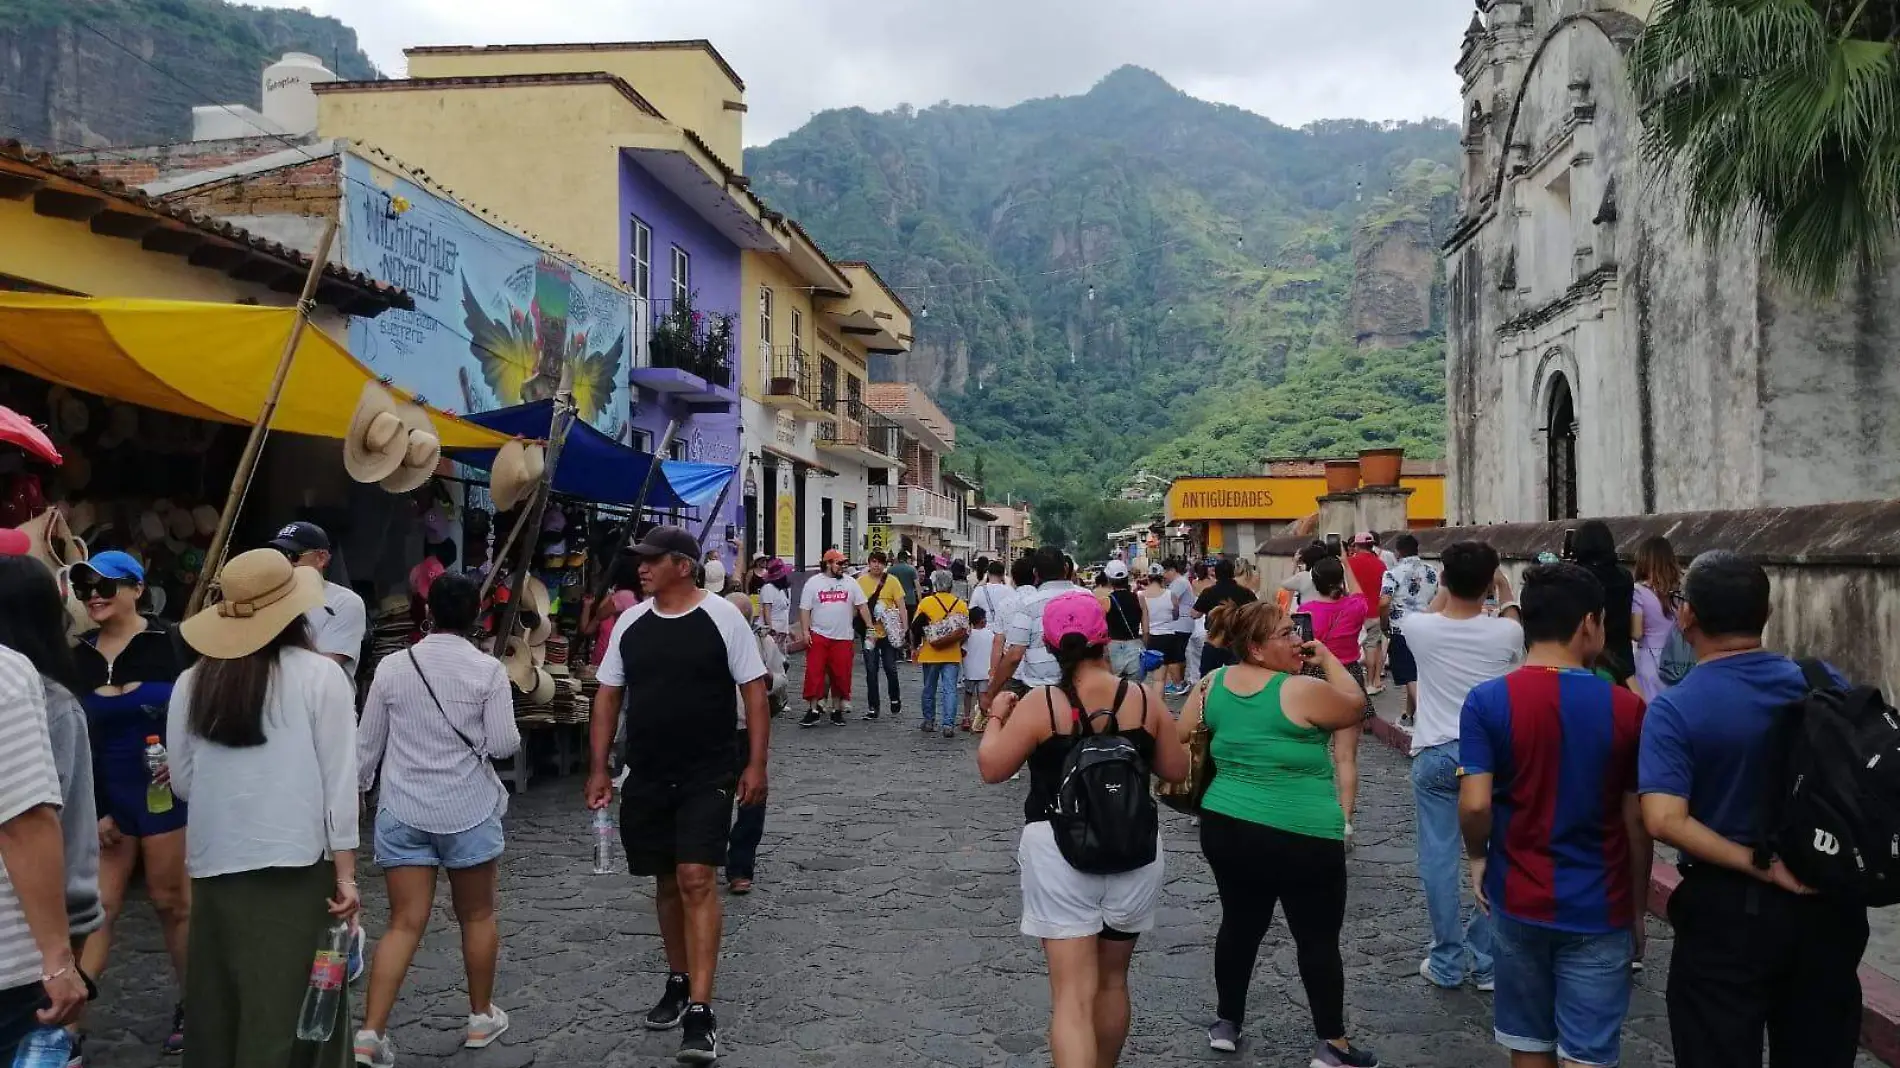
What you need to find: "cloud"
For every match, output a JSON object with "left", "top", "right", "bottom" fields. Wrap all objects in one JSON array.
[{"left": 260, "top": 0, "right": 1470, "bottom": 144}]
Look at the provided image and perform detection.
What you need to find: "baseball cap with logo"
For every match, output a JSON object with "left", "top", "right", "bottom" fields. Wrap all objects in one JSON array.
[
  {"left": 1042, "top": 589, "right": 1109, "bottom": 649},
  {"left": 821, "top": 548, "right": 848, "bottom": 564},
  {"left": 1103, "top": 560, "right": 1130, "bottom": 580},
  {"left": 268, "top": 521, "right": 332, "bottom": 556}
]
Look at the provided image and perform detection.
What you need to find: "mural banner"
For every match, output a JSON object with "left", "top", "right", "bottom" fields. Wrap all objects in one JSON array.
[{"left": 342, "top": 152, "right": 629, "bottom": 439}]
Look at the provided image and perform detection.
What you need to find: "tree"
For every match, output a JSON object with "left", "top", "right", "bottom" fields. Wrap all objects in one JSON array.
[{"left": 1628, "top": 0, "right": 1900, "bottom": 294}]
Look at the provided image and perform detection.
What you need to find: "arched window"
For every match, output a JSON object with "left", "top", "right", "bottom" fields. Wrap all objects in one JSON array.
[{"left": 1546, "top": 374, "right": 1579, "bottom": 520}]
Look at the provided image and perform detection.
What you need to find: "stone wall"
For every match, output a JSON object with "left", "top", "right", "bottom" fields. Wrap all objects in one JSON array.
[{"left": 1254, "top": 500, "right": 1900, "bottom": 696}]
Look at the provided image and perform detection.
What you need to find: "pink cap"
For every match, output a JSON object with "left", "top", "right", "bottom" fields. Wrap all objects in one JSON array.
[{"left": 1042, "top": 590, "right": 1109, "bottom": 649}]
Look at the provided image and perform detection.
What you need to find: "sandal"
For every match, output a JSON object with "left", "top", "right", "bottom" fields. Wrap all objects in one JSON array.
[{"left": 728, "top": 878, "right": 753, "bottom": 895}]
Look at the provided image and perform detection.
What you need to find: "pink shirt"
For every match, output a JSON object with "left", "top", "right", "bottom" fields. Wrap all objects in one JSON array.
[
  {"left": 1297, "top": 594, "right": 1369, "bottom": 664},
  {"left": 408, "top": 557, "right": 445, "bottom": 599},
  {"left": 590, "top": 590, "right": 641, "bottom": 667}
]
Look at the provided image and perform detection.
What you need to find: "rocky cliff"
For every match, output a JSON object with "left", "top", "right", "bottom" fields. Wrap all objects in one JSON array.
[{"left": 1349, "top": 161, "right": 1459, "bottom": 349}]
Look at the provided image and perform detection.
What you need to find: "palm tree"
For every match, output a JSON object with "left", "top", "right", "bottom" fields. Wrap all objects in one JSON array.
[{"left": 1627, "top": 0, "right": 1900, "bottom": 295}]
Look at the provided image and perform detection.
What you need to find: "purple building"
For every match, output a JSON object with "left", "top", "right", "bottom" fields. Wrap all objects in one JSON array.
[{"left": 618, "top": 150, "right": 744, "bottom": 559}]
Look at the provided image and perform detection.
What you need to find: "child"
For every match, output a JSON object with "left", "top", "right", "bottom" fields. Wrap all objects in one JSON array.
[{"left": 960, "top": 605, "right": 996, "bottom": 732}]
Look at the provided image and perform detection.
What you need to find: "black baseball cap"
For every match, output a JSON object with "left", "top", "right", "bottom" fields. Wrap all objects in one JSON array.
[
  {"left": 268, "top": 521, "right": 331, "bottom": 555},
  {"left": 629, "top": 525, "right": 700, "bottom": 560}
]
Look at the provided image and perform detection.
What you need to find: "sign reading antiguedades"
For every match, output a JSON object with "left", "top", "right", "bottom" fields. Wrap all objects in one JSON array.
[{"left": 1179, "top": 488, "right": 1275, "bottom": 511}]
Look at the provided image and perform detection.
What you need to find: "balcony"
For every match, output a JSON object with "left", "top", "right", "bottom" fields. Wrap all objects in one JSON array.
[
  {"left": 760, "top": 346, "right": 833, "bottom": 420},
  {"left": 631, "top": 296, "right": 736, "bottom": 407},
  {"left": 815, "top": 399, "right": 905, "bottom": 469},
  {"left": 889, "top": 483, "right": 958, "bottom": 531}
]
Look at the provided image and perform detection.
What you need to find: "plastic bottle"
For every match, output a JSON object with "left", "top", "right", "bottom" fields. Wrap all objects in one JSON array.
[
  {"left": 592, "top": 807, "right": 615, "bottom": 875},
  {"left": 295, "top": 920, "right": 351, "bottom": 1041},
  {"left": 144, "top": 736, "right": 173, "bottom": 815},
  {"left": 11, "top": 1027, "right": 73, "bottom": 1068}
]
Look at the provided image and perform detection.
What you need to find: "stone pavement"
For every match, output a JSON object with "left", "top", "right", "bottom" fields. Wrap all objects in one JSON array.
[{"left": 79, "top": 662, "right": 1875, "bottom": 1067}]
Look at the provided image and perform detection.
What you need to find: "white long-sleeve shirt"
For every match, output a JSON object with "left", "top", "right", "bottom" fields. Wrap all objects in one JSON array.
[
  {"left": 166, "top": 647, "right": 360, "bottom": 879},
  {"left": 357, "top": 634, "right": 521, "bottom": 833}
]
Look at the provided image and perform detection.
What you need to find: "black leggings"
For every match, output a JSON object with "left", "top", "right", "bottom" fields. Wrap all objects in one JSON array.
[{"left": 1199, "top": 809, "right": 1347, "bottom": 1039}]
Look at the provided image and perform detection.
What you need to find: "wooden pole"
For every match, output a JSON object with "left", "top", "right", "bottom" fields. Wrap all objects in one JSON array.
[
  {"left": 694, "top": 467, "right": 738, "bottom": 553},
  {"left": 187, "top": 216, "right": 340, "bottom": 616},
  {"left": 491, "top": 374, "right": 575, "bottom": 674},
  {"left": 589, "top": 417, "right": 679, "bottom": 602}
]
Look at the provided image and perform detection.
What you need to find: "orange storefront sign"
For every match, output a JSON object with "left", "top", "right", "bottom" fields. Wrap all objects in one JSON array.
[{"left": 1165, "top": 476, "right": 1446, "bottom": 523}]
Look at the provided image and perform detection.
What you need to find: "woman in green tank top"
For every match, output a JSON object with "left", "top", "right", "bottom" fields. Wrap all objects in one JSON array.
[{"left": 1176, "top": 600, "right": 1378, "bottom": 1066}]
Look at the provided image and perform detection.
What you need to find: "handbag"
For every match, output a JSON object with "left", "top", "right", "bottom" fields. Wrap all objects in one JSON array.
[
  {"left": 921, "top": 593, "right": 968, "bottom": 647},
  {"left": 1156, "top": 670, "right": 1220, "bottom": 815},
  {"left": 855, "top": 574, "right": 892, "bottom": 638}
]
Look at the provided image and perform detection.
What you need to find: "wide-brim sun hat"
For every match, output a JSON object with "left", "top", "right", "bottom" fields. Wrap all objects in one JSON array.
[
  {"left": 763, "top": 558, "right": 791, "bottom": 583},
  {"left": 180, "top": 548, "right": 324, "bottom": 660},
  {"left": 379, "top": 402, "right": 443, "bottom": 494},
  {"left": 1042, "top": 589, "right": 1110, "bottom": 649},
  {"left": 490, "top": 439, "right": 545, "bottom": 512},
  {"left": 19, "top": 507, "right": 88, "bottom": 571},
  {"left": 522, "top": 575, "right": 554, "bottom": 647},
  {"left": 343, "top": 381, "right": 412, "bottom": 484}
]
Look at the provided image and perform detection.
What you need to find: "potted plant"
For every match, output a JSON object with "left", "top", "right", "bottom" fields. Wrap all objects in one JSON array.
[
  {"left": 1359, "top": 447, "right": 1404, "bottom": 487},
  {"left": 1323, "top": 459, "right": 1361, "bottom": 495}
]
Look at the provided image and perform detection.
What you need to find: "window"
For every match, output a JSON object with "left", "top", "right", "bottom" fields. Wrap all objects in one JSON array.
[
  {"left": 820, "top": 357, "right": 839, "bottom": 412},
  {"left": 628, "top": 216, "right": 652, "bottom": 298},
  {"left": 670, "top": 438, "right": 688, "bottom": 462},
  {"left": 759, "top": 286, "right": 773, "bottom": 347},
  {"left": 630, "top": 428, "right": 654, "bottom": 454},
  {"left": 847, "top": 375, "right": 863, "bottom": 417},
  {"left": 790, "top": 308, "right": 804, "bottom": 355},
  {"left": 1545, "top": 374, "right": 1579, "bottom": 521},
  {"left": 671, "top": 246, "right": 691, "bottom": 304},
  {"left": 842, "top": 504, "right": 858, "bottom": 561}
]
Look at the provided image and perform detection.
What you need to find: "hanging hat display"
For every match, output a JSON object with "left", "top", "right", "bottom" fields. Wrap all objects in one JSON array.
[
  {"left": 343, "top": 382, "right": 413, "bottom": 484},
  {"left": 0, "top": 404, "right": 61, "bottom": 466},
  {"left": 17, "top": 507, "right": 89, "bottom": 572},
  {"left": 191, "top": 504, "right": 220, "bottom": 539},
  {"left": 165, "top": 508, "right": 196, "bottom": 542},
  {"left": 521, "top": 575, "right": 553, "bottom": 647},
  {"left": 489, "top": 439, "right": 545, "bottom": 512},
  {"left": 380, "top": 401, "right": 443, "bottom": 495},
  {"left": 66, "top": 500, "right": 98, "bottom": 539},
  {"left": 97, "top": 404, "right": 139, "bottom": 449}
]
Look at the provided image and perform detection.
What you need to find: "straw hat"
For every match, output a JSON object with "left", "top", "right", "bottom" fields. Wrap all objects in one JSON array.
[
  {"left": 489, "top": 439, "right": 545, "bottom": 512},
  {"left": 343, "top": 382, "right": 412, "bottom": 484},
  {"left": 18, "top": 507, "right": 88, "bottom": 571},
  {"left": 380, "top": 403, "right": 442, "bottom": 494},
  {"left": 165, "top": 508, "right": 195, "bottom": 541},
  {"left": 191, "top": 504, "right": 220, "bottom": 538},
  {"left": 180, "top": 549, "right": 324, "bottom": 660},
  {"left": 66, "top": 500, "right": 98, "bottom": 538},
  {"left": 521, "top": 575, "right": 553, "bottom": 647},
  {"left": 496, "top": 634, "right": 554, "bottom": 700}
]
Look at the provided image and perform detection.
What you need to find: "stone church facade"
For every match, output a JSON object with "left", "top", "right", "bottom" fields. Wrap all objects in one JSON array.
[{"left": 1444, "top": 0, "right": 1900, "bottom": 525}]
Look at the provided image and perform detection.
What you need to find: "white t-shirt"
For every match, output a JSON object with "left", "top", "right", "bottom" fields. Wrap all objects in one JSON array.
[
  {"left": 1005, "top": 580, "right": 1078, "bottom": 686},
  {"left": 1164, "top": 576, "right": 1194, "bottom": 634},
  {"left": 759, "top": 583, "right": 792, "bottom": 634},
  {"left": 963, "top": 628, "right": 998, "bottom": 683},
  {"left": 306, "top": 580, "right": 367, "bottom": 681},
  {"left": 799, "top": 574, "right": 867, "bottom": 641},
  {"left": 1399, "top": 611, "right": 1524, "bottom": 754},
  {"left": 702, "top": 558, "right": 727, "bottom": 594},
  {"left": 969, "top": 582, "right": 1017, "bottom": 632}
]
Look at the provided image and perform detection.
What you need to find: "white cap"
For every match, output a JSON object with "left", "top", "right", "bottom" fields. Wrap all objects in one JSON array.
[{"left": 1104, "top": 560, "right": 1130, "bottom": 580}]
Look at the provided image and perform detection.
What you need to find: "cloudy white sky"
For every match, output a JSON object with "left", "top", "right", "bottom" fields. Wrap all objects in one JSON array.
[{"left": 253, "top": 0, "right": 1473, "bottom": 145}]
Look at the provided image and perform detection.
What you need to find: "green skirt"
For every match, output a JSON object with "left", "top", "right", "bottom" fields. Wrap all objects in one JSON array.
[{"left": 182, "top": 861, "right": 350, "bottom": 1068}]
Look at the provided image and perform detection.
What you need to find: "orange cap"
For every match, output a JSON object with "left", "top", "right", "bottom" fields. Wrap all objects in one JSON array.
[{"left": 822, "top": 549, "right": 847, "bottom": 564}]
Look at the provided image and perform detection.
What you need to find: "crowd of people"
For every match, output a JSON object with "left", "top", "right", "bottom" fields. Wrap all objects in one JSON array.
[{"left": 0, "top": 518, "right": 1880, "bottom": 1068}]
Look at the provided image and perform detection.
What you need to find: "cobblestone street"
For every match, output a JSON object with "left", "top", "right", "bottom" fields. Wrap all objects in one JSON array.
[{"left": 79, "top": 665, "right": 1872, "bottom": 1068}]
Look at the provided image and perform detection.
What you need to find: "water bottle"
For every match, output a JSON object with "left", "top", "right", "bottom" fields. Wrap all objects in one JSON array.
[
  {"left": 592, "top": 807, "right": 616, "bottom": 875},
  {"left": 144, "top": 736, "right": 173, "bottom": 814},
  {"left": 11, "top": 1027, "right": 72, "bottom": 1068},
  {"left": 295, "top": 920, "right": 351, "bottom": 1041}
]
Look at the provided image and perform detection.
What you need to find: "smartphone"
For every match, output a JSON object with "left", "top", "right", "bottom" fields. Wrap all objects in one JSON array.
[
  {"left": 1293, "top": 614, "right": 1314, "bottom": 643},
  {"left": 1325, "top": 532, "right": 1342, "bottom": 555},
  {"left": 1561, "top": 527, "right": 1577, "bottom": 559}
]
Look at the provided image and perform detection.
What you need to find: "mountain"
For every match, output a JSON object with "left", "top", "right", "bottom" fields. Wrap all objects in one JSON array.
[
  {"left": 746, "top": 66, "right": 1460, "bottom": 507},
  {"left": 0, "top": 0, "right": 379, "bottom": 150}
]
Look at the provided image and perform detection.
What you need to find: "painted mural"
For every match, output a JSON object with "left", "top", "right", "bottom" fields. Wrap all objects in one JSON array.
[{"left": 342, "top": 152, "right": 629, "bottom": 439}]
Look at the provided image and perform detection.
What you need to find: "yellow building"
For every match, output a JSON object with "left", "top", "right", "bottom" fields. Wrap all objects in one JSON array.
[{"left": 1163, "top": 470, "right": 1447, "bottom": 557}]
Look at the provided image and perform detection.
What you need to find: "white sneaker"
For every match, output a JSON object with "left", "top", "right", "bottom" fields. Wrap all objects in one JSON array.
[
  {"left": 465, "top": 1005, "right": 510, "bottom": 1049},
  {"left": 353, "top": 1029, "right": 395, "bottom": 1067}
]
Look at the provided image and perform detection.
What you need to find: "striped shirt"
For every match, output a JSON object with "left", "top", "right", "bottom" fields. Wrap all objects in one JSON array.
[
  {"left": 1004, "top": 581, "right": 1078, "bottom": 687},
  {"left": 358, "top": 634, "right": 521, "bottom": 834},
  {"left": 0, "top": 647, "right": 63, "bottom": 988}
]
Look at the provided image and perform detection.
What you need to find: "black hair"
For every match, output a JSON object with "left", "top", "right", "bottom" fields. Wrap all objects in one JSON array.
[
  {"left": 1683, "top": 550, "right": 1772, "bottom": 639},
  {"left": 1214, "top": 557, "right": 1236, "bottom": 582},
  {"left": 1093, "top": 571, "right": 1110, "bottom": 589},
  {"left": 1053, "top": 631, "right": 1107, "bottom": 718},
  {"left": 1441, "top": 540, "right": 1501, "bottom": 600},
  {"left": 969, "top": 605, "right": 988, "bottom": 626},
  {"left": 868, "top": 551, "right": 888, "bottom": 565},
  {"left": 188, "top": 615, "right": 313, "bottom": 748},
  {"left": 1297, "top": 541, "right": 1330, "bottom": 568},
  {"left": 430, "top": 539, "right": 458, "bottom": 567},
  {"left": 1010, "top": 556, "right": 1038, "bottom": 588},
  {"left": 1162, "top": 556, "right": 1183, "bottom": 574},
  {"left": 1190, "top": 562, "right": 1210, "bottom": 582},
  {"left": 986, "top": 559, "right": 1006, "bottom": 578},
  {"left": 1573, "top": 520, "right": 1618, "bottom": 566},
  {"left": 1519, "top": 563, "right": 1605, "bottom": 645},
  {"left": 0, "top": 557, "right": 85, "bottom": 697},
  {"left": 428, "top": 572, "right": 482, "bottom": 634},
  {"left": 951, "top": 559, "right": 968, "bottom": 581},
  {"left": 1395, "top": 533, "right": 1420, "bottom": 556},
  {"left": 609, "top": 555, "right": 641, "bottom": 594},
  {"left": 1310, "top": 556, "right": 1347, "bottom": 598},
  {"left": 1031, "top": 545, "right": 1066, "bottom": 585}
]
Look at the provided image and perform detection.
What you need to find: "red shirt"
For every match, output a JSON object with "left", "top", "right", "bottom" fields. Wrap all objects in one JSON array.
[{"left": 1347, "top": 552, "right": 1387, "bottom": 612}]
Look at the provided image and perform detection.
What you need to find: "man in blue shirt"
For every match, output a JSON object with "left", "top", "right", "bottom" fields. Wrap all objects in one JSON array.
[{"left": 1638, "top": 551, "right": 1867, "bottom": 1068}]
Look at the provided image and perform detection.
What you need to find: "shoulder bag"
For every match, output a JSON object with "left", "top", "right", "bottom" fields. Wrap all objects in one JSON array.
[
  {"left": 1156, "top": 669, "right": 1221, "bottom": 815},
  {"left": 406, "top": 649, "right": 504, "bottom": 805}
]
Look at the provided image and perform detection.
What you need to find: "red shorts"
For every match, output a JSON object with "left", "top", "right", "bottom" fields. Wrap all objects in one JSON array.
[{"left": 803, "top": 633, "right": 855, "bottom": 702}]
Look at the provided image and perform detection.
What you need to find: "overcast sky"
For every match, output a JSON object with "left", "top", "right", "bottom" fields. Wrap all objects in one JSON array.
[{"left": 254, "top": 0, "right": 1472, "bottom": 145}]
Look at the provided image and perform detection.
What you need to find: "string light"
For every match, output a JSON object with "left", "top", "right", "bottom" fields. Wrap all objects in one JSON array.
[{"left": 1087, "top": 285, "right": 1095, "bottom": 302}]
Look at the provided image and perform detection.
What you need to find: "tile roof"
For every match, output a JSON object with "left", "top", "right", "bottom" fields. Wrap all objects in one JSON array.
[
  {"left": 834, "top": 260, "right": 914, "bottom": 319},
  {"left": 402, "top": 39, "right": 745, "bottom": 92},
  {"left": 0, "top": 139, "right": 410, "bottom": 314},
  {"left": 314, "top": 71, "right": 663, "bottom": 119}
]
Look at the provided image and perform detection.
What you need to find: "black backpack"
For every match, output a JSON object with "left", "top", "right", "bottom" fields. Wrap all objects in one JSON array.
[
  {"left": 1756, "top": 660, "right": 1900, "bottom": 906},
  {"left": 1046, "top": 680, "right": 1159, "bottom": 875}
]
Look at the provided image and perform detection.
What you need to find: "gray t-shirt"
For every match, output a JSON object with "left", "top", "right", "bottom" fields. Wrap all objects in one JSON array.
[
  {"left": 890, "top": 562, "right": 919, "bottom": 604},
  {"left": 45, "top": 679, "right": 101, "bottom": 936}
]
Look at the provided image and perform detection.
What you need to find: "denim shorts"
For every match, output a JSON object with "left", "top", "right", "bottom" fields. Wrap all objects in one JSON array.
[
  {"left": 373, "top": 809, "right": 505, "bottom": 870},
  {"left": 1492, "top": 914, "right": 1632, "bottom": 1066}
]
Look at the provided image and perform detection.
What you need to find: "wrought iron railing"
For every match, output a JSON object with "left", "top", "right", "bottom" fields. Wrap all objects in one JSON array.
[
  {"left": 765, "top": 347, "right": 823, "bottom": 408},
  {"left": 816, "top": 398, "right": 902, "bottom": 457},
  {"left": 633, "top": 296, "right": 734, "bottom": 388}
]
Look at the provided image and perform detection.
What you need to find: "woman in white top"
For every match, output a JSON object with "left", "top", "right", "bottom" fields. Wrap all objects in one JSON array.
[
  {"left": 165, "top": 549, "right": 360, "bottom": 1068},
  {"left": 354, "top": 572, "right": 522, "bottom": 1066}
]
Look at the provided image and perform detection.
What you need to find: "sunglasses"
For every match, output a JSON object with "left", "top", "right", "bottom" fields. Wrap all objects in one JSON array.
[
  {"left": 72, "top": 576, "right": 127, "bottom": 601},
  {"left": 1669, "top": 590, "right": 1690, "bottom": 608}
]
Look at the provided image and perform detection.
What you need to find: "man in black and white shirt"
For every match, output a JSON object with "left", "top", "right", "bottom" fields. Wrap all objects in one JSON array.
[{"left": 586, "top": 526, "right": 768, "bottom": 1065}]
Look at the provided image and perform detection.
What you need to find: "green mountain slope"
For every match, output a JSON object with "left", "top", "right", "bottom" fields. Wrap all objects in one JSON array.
[{"left": 746, "top": 66, "right": 1459, "bottom": 508}]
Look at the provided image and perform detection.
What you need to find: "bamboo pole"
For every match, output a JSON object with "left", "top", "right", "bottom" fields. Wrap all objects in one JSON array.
[
  {"left": 187, "top": 216, "right": 340, "bottom": 616},
  {"left": 589, "top": 417, "right": 679, "bottom": 602},
  {"left": 694, "top": 468, "right": 738, "bottom": 552},
  {"left": 491, "top": 372, "right": 576, "bottom": 676}
]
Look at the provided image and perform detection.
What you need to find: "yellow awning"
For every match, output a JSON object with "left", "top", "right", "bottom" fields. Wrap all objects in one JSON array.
[{"left": 0, "top": 294, "right": 509, "bottom": 449}]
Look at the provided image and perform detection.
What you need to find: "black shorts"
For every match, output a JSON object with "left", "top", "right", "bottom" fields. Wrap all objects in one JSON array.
[
  {"left": 1149, "top": 633, "right": 1188, "bottom": 665},
  {"left": 619, "top": 772, "right": 737, "bottom": 876},
  {"left": 1389, "top": 632, "right": 1418, "bottom": 685}
]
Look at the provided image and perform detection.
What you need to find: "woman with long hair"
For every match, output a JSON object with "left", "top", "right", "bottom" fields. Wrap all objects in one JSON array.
[
  {"left": 977, "top": 592, "right": 1187, "bottom": 1068},
  {"left": 165, "top": 549, "right": 360, "bottom": 1068},
  {"left": 1629, "top": 535, "right": 1683, "bottom": 699},
  {"left": 1180, "top": 601, "right": 1376, "bottom": 1065},
  {"left": 353, "top": 572, "right": 521, "bottom": 1066},
  {"left": 1293, "top": 556, "right": 1372, "bottom": 713},
  {"left": 1571, "top": 520, "right": 1636, "bottom": 686},
  {"left": 68, "top": 550, "right": 191, "bottom": 1057}
]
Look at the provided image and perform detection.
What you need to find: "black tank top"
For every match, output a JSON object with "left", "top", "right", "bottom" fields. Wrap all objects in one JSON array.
[
  {"left": 1105, "top": 590, "right": 1143, "bottom": 640},
  {"left": 1023, "top": 681, "right": 1157, "bottom": 824}
]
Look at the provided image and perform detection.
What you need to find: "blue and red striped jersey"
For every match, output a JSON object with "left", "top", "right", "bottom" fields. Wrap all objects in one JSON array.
[{"left": 1459, "top": 666, "right": 1647, "bottom": 933}]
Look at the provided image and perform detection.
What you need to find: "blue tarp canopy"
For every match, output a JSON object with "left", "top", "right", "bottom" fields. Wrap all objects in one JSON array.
[{"left": 450, "top": 401, "right": 735, "bottom": 510}]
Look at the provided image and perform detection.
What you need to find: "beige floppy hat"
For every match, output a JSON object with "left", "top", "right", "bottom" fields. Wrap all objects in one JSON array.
[
  {"left": 520, "top": 575, "right": 553, "bottom": 647},
  {"left": 344, "top": 382, "right": 412, "bottom": 484},
  {"left": 380, "top": 403, "right": 443, "bottom": 494},
  {"left": 489, "top": 439, "right": 545, "bottom": 512},
  {"left": 18, "top": 508, "right": 88, "bottom": 571},
  {"left": 495, "top": 634, "right": 554, "bottom": 701},
  {"left": 181, "top": 549, "right": 324, "bottom": 660}
]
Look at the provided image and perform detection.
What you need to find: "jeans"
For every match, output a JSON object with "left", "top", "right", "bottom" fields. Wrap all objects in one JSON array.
[
  {"left": 0, "top": 981, "right": 41, "bottom": 1064},
  {"left": 861, "top": 637, "right": 901, "bottom": 712},
  {"left": 1492, "top": 915, "right": 1631, "bottom": 1066},
  {"left": 1412, "top": 740, "right": 1494, "bottom": 985},
  {"left": 727, "top": 728, "right": 765, "bottom": 880},
  {"left": 921, "top": 661, "right": 961, "bottom": 728}
]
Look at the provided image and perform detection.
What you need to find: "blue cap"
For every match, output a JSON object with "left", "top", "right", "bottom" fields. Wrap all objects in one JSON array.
[{"left": 76, "top": 550, "right": 145, "bottom": 583}]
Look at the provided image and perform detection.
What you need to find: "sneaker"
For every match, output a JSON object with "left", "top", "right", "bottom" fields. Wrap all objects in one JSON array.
[
  {"left": 829, "top": 707, "right": 846, "bottom": 726},
  {"left": 645, "top": 974, "right": 692, "bottom": 1031},
  {"left": 465, "top": 1005, "right": 510, "bottom": 1048},
  {"left": 353, "top": 1029, "right": 395, "bottom": 1068},
  {"left": 1399, "top": 712, "right": 1415, "bottom": 728},
  {"left": 1418, "top": 959, "right": 1458, "bottom": 990},
  {"left": 891, "top": 702, "right": 903, "bottom": 720},
  {"left": 862, "top": 707, "right": 880, "bottom": 721},
  {"left": 1207, "top": 1019, "right": 1240, "bottom": 1053},
  {"left": 920, "top": 721, "right": 935, "bottom": 732},
  {"left": 677, "top": 1004, "right": 719, "bottom": 1064},
  {"left": 1475, "top": 974, "right": 1495, "bottom": 992},
  {"left": 66, "top": 1034, "right": 85, "bottom": 1068},
  {"left": 798, "top": 710, "right": 823, "bottom": 729},
  {"left": 941, "top": 726, "right": 956, "bottom": 738},
  {"left": 346, "top": 923, "right": 367, "bottom": 984},
  {"left": 163, "top": 1004, "right": 185, "bottom": 1056},
  {"left": 1310, "top": 1039, "right": 1380, "bottom": 1067}
]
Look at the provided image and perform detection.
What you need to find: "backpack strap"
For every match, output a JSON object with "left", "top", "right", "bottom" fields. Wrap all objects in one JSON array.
[
  {"left": 1045, "top": 685, "right": 1062, "bottom": 734},
  {"left": 1797, "top": 658, "right": 1838, "bottom": 693}
]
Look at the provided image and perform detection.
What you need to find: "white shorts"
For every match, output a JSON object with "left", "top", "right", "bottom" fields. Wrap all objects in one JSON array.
[
  {"left": 1361, "top": 619, "right": 1384, "bottom": 649},
  {"left": 1017, "top": 820, "right": 1165, "bottom": 940}
]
